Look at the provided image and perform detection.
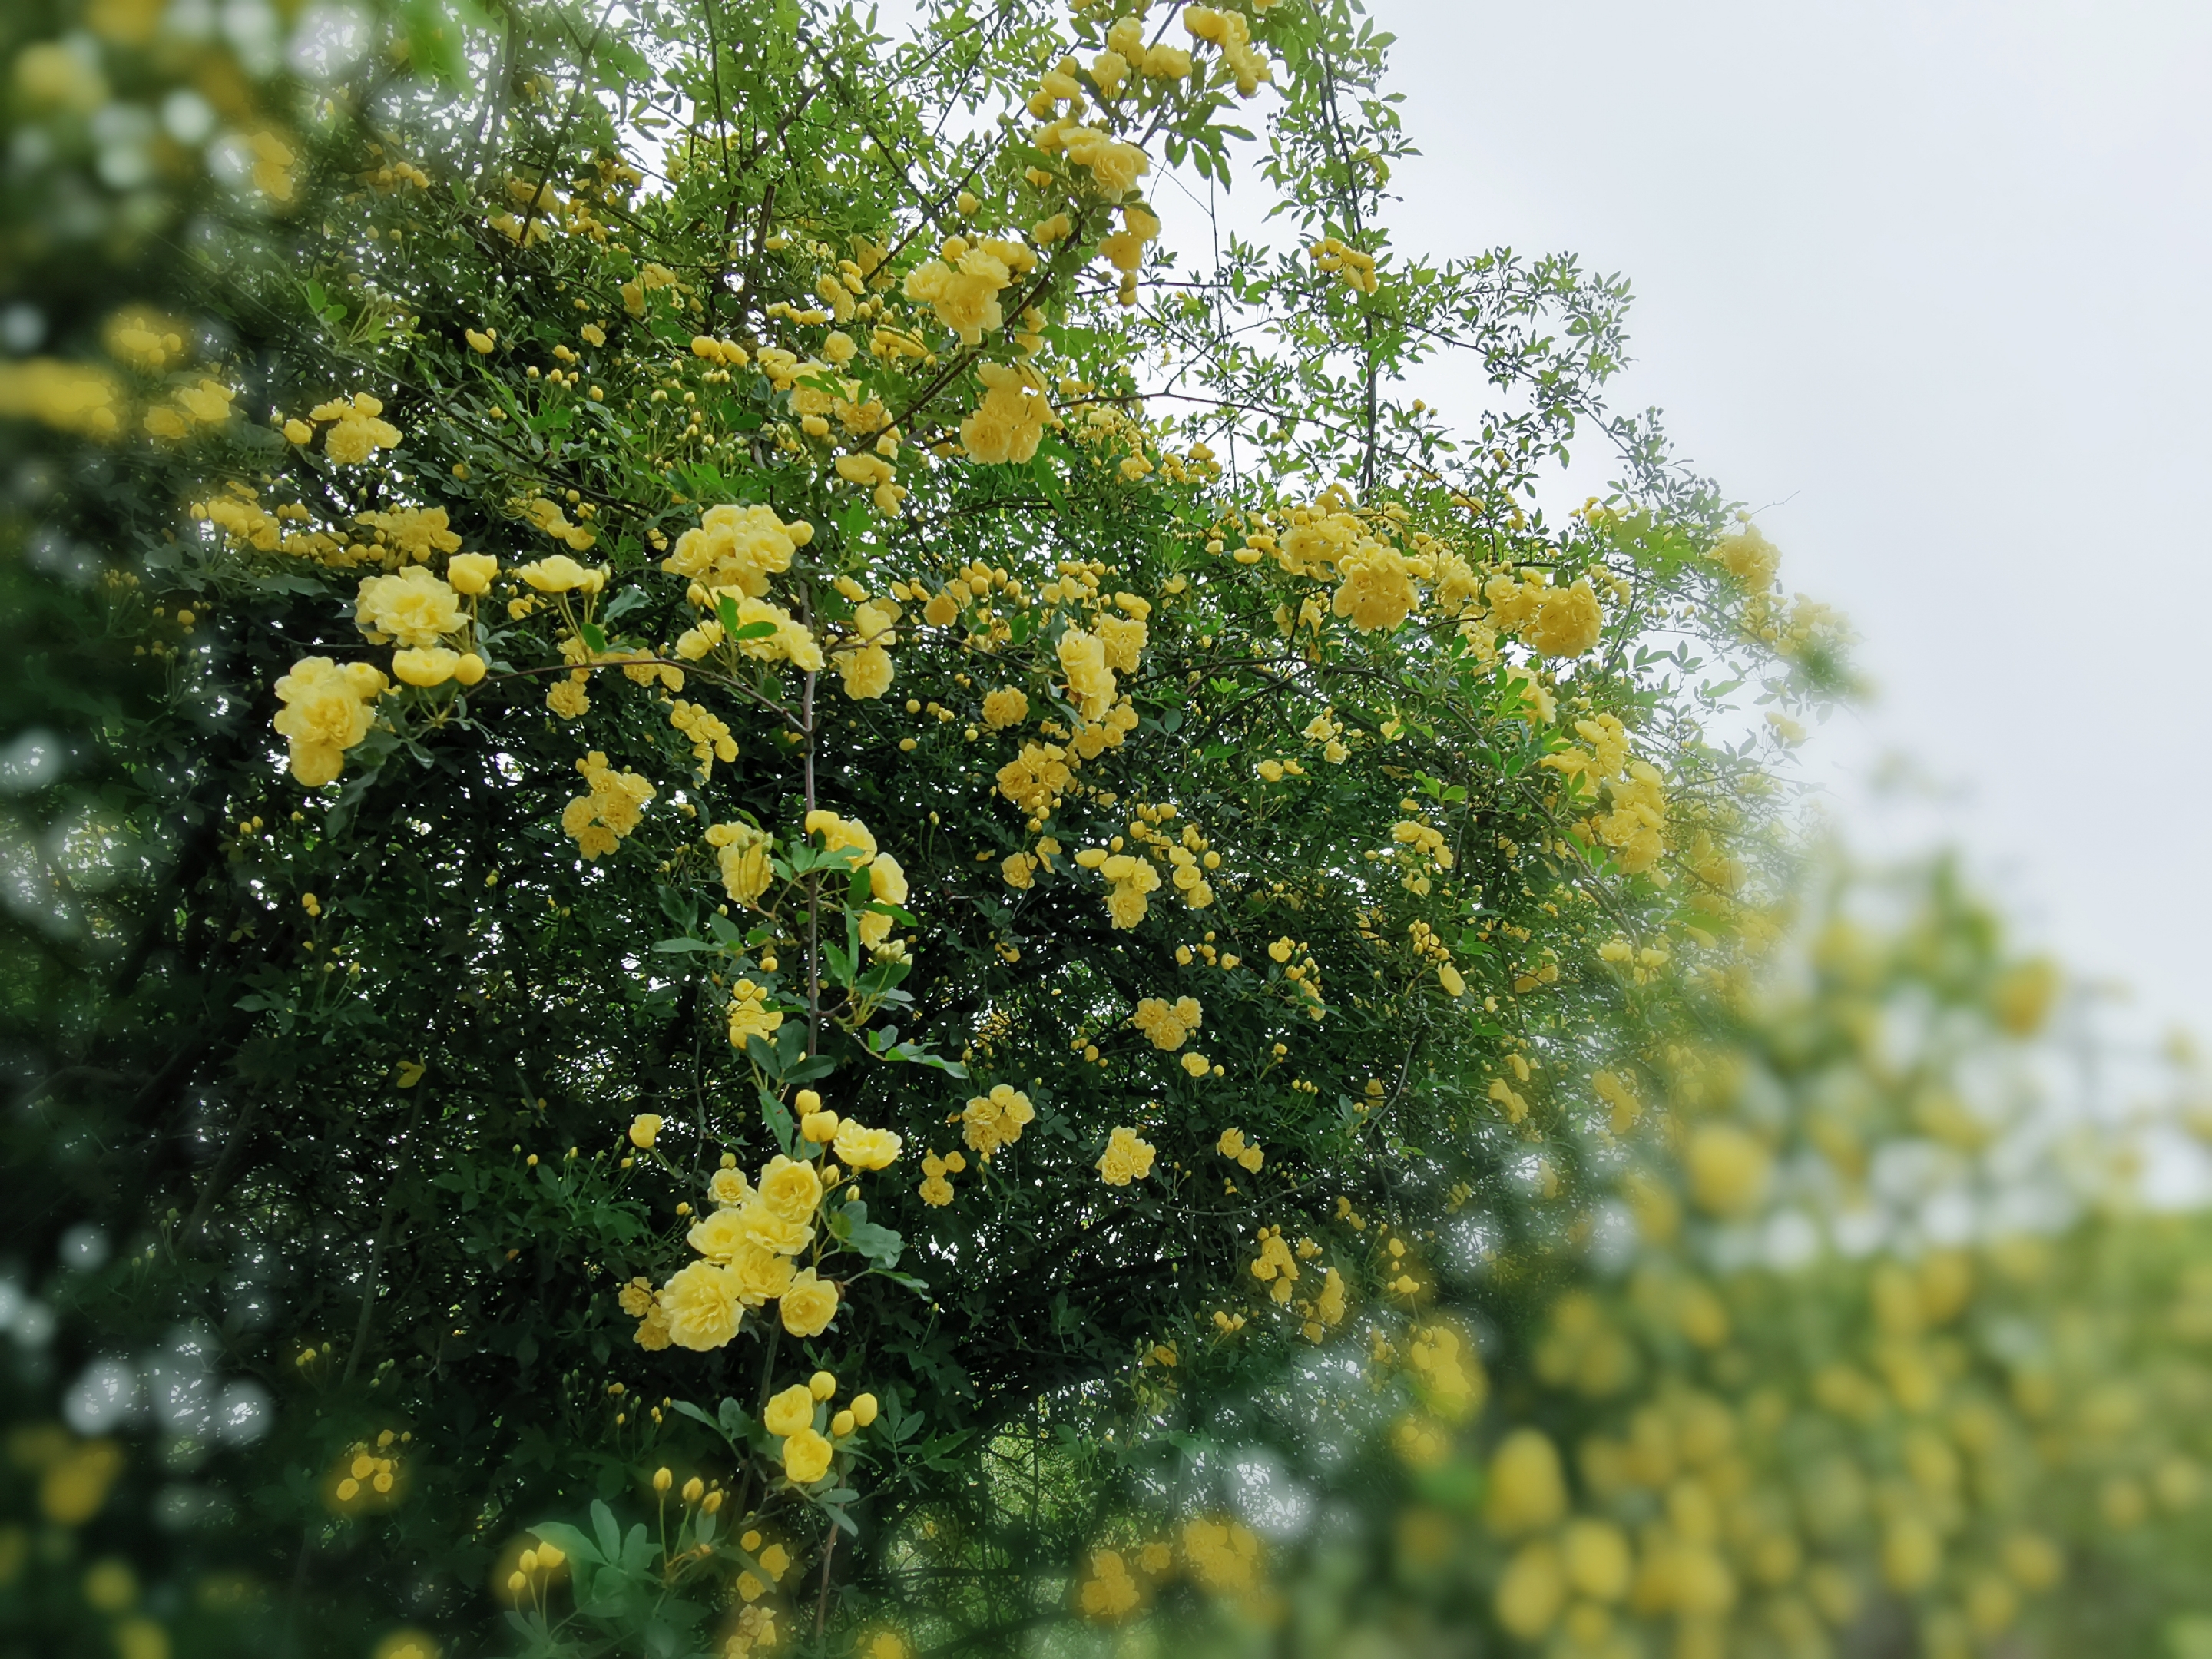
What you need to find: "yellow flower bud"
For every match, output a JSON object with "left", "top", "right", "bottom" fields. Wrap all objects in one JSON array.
[
  {"left": 652, "top": 1466, "right": 673, "bottom": 1494},
  {"left": 810, "top": 1369, "right": 837, "bottom": 1401}
]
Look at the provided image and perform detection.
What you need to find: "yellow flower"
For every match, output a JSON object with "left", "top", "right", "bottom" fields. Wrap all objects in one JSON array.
[
  {"left": 516, "top": 554, "right": 606, "bottom": 594},
  {"left": 1180, "top": 1051, "right": 1210, "bottom": 1078},
  {"left": 561, "top": 753, "right": 654, "bottom": 859},
  {"left": 778, "top": 1269, "right": 839, "bottom": 1337},
  {"left": 727, "top": 1241, "right": 796, "bottom": 1304},
  {"left": 391, "top": 647, "right": 459, "bottom": 687},
  {"left": 272, "top": 657, "right": 386, "bottom": 786},
  {"left": 1560, "top": 1518, "right": 1631, "bottom": 1601},
  {"left": 1096, "top": 1127, "right": 1156, "bottom": 1186},
  {"left": 1494, "top": 1540, "right": 1565, "bottom": 1639},
  {"left": 836, "top": 642, "right": 894, "bottom": 700},
  {"left": 726, "top": 979, "right": 784, "bottom": 1047},
  {"left": 686, "top": 1207, "right": 748, "bottom": 1262},
  {"left": 805, "top": 809, "right": 878, "bottom": 861},
  {"left": 780, "top": 1426, "right": 833, "bottom": 1484},
  {"left": 658, "top": 1261, "right": 742, "bottom": 1351},
  {"left": 982, "top": 687, "right": 1029, "bottom": 728},
  {"left": 1180, "top": 1516, "right": 1262, "bottom": 1594},
  {"left": 1056, "top": 627, "right": 1117, "bottom": 720},
  {"left": 763, "top": 1383, "right": 814, "bottom": 1438},
  {"left": 1078, "top": 1549, "right": 1141, "bottom": 1620},
  {"left": 757, "top": 1155, "right": 823, "bottom": 1224},
  {"left": 1711, "top": 521, "right": 1780, "bottom": 588},
  {"left": 1132, "top": 995, "right": 1203, "bottom": 1050},
  {"left": 959, "top": 360, "right": 1052, "bottom": 463},
  {"left": 1485, "top": 1429, "right": 1566, "bottom": 1536},
  {"left": 1331, "top": 542, "right": 1419, "bottom": 633},
  {"left": 356, "top": 567, "right": 463, "bottom": 649},
  {"left": 465, "top": 328, "right": 495, "bottom": 353},
  {"left": 833, "top": 1121, "right": 902, "bottom": 1171},
  {"left": 628, "top": 1113, "right": 663, "bottom": 1149},
  {"left": 446, "top": 552, "right": 498, "bottom": 594},
  {"left": 710, "top": 1167, "right": 750, "bottom": 1207}
]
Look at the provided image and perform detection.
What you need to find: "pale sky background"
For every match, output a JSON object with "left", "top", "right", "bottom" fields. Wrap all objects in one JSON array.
[{"left": 1375, "top": 2, "right": 2212, "bottom": 1044}]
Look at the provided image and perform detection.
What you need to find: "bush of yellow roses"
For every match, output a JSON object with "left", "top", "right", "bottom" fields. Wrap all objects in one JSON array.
[{"left": 36, "top": 3, "right": 2212, "bottom": 1659}]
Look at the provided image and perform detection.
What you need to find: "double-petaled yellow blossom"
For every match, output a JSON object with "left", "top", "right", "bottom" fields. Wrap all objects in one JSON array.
[
  {"left": 833, "top": 1120, "right": 902, "bottom": 1171},
  {"left": 778, "top": 1268, "right": 838, "bottom": 1337},
  {"left": 356, "top": 566, "right": 463, "bottom": 648},
  {"left": 272, "top": 657, "right": 387, "bottom": 786},
  {"left": 658, "top": 1260, "right": 742, "bottom": 1351}
]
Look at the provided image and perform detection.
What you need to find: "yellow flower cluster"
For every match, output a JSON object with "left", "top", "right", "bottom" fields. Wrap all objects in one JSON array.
[
  {"left": 726, "top": 977, "right": 783, "bottom": 1047},
  {"left": 904, "top": 236, "right": 1037, "bottom": 345},
  {"left": 1216, "top": 1126, "right": 1263, "bottom": 1172},
  {"left": 959, "top": 1083, "right": 1035, "bottom": 1161},
  {"left": 1266, "top": 934, "right": 1328, "bottom": 1018},
  {"left": 0, "top": 358, "right": 121, "bottom": 437},
  {"left": 1250, "top": 1225, "right": 1300, "bottom": 1303},
  {"left": 805, "top": 810, "right": 909, "bottom": 955},
  {"left": 273, "top": 657, "right": 387, "bottom": 786},
  {"left": 1181, "top": 1515, "right": 1265, "bottom": 1594},
  {"left": 1310, "top": 235, "right": 1378, "bottom": 294},
  {"left": 329, "top": 1430, "right": 409, "bottom": 1510},
  {"left": 833, "top": 598, "right": 899, "bottom": 700},
  {"left": 354, "top": 506, "right": 462, "bottom": 565},
  {"left": 636, "top": 1150, "right": 855, "bottom": 1352},
  {"left": 354, "top": 566, "right": 486, "bottom": 687},
  {"left": 1096, "top": 1125, "right": 1156, "bottom": 1185},
  {"left": 961, "top": 360, "right": 1055, "bottom": 464},
  {"left": 1590, "top": 760, "right": 1667, "bottom": 876},
  {"left": 1710, "top": 521, "right": 1780, "bottom": 590},
  {"left": 560, "top": 752, "right": 654, "bottom": 859},
  {"left": 1183, "top": 5, "right": 1273, "bottom": 92},
  {"left": 668, "top": 700, "right": 737, "bottom": 776},
  {"left": 1075, "top": 845, "right": 1162, "bottom": 929},
  {"left": 917, "top": 1147, "right": 968, "bottom": 1207},
  {"left": 1078, "top": 1549, "right": 1141, "bottom": 1619},
  {"left": 304, "top": 393, "right": 402, "bottom": 465},
  {"left": 1132, "top": 995, "right": 1203, "bottom": 1050},
  {"left": 664, "top": 502, "right": 810, "bottom": 597},
  {"left": 142, "top": 376, "right": 235, "bottom": 439}
]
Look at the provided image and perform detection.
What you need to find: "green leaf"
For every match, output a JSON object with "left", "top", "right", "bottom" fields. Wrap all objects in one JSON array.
[{"left": 590, "top": 1499, "right": 622, "bottom": 1563}]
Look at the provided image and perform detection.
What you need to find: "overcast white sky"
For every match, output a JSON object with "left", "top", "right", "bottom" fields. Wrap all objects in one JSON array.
[{"left": 1369, "top": 2, "right": 2212, "bottom": 1041}]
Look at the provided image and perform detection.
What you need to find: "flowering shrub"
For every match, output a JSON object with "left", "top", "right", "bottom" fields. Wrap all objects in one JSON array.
[{"left": 5, "top": 2, "right": 2200, "bottom": 1658}]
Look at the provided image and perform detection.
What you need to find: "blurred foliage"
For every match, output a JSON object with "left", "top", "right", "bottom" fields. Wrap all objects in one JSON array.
[{"left": 0, "top": 2, "right": 2201, "bottom": 1659}]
